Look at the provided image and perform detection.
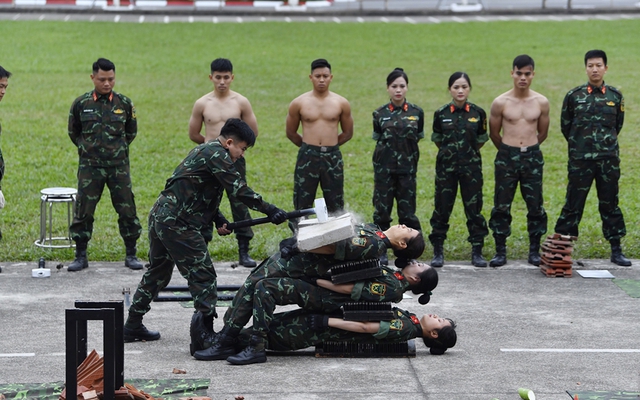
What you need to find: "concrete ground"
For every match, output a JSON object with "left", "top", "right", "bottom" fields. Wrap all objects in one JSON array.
[{"left": 1, "top": 255, "right": 639, "bottom": 400}]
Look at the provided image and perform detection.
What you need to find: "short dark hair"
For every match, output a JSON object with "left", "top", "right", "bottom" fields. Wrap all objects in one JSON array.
[
  {"left": 311, "top": 59, "right": 331, "bottom": 72},
  {"left": 423, "top": 318, "right": 457, "bottom": 355},
  {"left": 92, "top": 58, "right": 115, "bottom": 74},
  {"left": 411, "top": 265, "right": 439, "bottom": 305},
  {"left": 512, "top": 54, "right": 535, "bottom": 70},
  {"left": 0, "top": 65, "right": 12, "bottom": 79},
  {"left": 386, "top": 68, "right": 408, "bottom": 86},
  {"left": 220, "top": 118, "right": 256, "bottom": 147},
  {"left": 448, "top": 71, "right": 471, "bottom": 89},
  {"left": 393, "top": 231, "right": 425, "bottom": 260},
  {"left": 584, "top": 49, "right": 607, "bottom": 66},
  {"left": 211, "top": 58, "right": 233, "bottom": 73}
]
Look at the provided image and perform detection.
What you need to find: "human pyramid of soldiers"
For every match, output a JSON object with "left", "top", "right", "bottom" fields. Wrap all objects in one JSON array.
[{"left": 0, "top": 47, "right": 629, "bottom": 365}]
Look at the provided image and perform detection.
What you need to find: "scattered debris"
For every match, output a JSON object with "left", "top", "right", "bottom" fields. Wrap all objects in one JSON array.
[{"left": 172, "top": 368, "right": 187, "bottom": 374}]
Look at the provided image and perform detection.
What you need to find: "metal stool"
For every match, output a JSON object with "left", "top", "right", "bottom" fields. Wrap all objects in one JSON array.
[{"left": 35, "top": 187, "right": 77, "bottom": 248}]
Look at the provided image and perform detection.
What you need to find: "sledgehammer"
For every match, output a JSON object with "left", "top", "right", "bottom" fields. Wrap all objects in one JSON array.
[{"left": 227, "top": 198, "right": 328, "bottom": 230}]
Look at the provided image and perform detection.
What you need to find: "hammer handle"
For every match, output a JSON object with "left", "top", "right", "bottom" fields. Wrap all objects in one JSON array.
[{"left": 226, "top": 208, "right": 315, "bottom": 230}]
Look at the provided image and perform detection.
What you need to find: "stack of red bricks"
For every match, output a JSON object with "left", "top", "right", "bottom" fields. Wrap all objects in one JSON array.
[{"left": 540, "top": 233, "right": 577, "bottom": 277}]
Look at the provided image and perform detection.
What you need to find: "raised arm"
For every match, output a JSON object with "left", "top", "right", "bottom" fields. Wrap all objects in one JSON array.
[
  {"left": 188, "top": 100, "right": 206, "bottom": 145},
  {"left": 285, "top": 99, "right": 303, "bottom": 147}
]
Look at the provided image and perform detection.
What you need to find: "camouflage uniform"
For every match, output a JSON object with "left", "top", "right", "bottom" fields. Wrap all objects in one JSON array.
[
  {"left": 429, "top": 102, "right": 489, "bottom": 246},
  {"left": 372, "top": 101, "right": 424, "bottom": 231},
  {"left": 554, "top": 83, "right": 626, "bottom": 240},
  {"left": 227, "top": 157, "right": 253, "bottom": 241},
  {"left": 223, "top": 223, "right": 391, "bottom": 332},
  {"left": 68, "top": 90, "right": 142, "bottom": 244},
  {"left": 128, "top": 141, "right": 278, "bottom": 319},
  {"left": 489, "top": 143, "right": 547, "bottom": 242},
  {"left": 239, "top": 307, "right": 423, "bottom": 352},
  {"left": 251, "top": 267, "right": 411, "bottom": 343},
  {"left": 293, "top": 143, "right": 344, "bottom": 214}
]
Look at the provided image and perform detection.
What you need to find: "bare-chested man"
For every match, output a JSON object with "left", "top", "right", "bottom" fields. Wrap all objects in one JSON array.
[
  {"left": 487, "top": 54, "right": 550, "bottom": 267},
  {"left": 189, "top": 58, "right": 260, "bottom": 268},
  {"left": 285, "top": 58, "right": 354, "bottom": 222}
]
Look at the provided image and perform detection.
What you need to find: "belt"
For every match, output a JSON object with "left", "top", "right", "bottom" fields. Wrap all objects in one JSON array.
[
  {"left": 500, "top": 143, "right": 540, "bottom": 153},
  {"left": 303, "top": 143, "right": 340, "bottom": 153}
]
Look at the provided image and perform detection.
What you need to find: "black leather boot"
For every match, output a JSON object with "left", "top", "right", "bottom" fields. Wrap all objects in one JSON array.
[
  {"left": 528, "top": 239, "right": 541, "bottom": 266},
  {"left": 226, "top": 335, "right": 267, "bottom": 365},
  {"left": 193, "top": 326, "right": 238, "bottom": 360},
  {"left": 190, "top": 311, "right": 217, "bottom": 356},
  {"left": 68, "top": 241, "right": 89, "bottom": 272},
  {"left": 610, "top": 239, "right": 631, "bottom": 266},
  {"left": 123, "top": 315, "right": 161, "bottom": 342},
  {"left": 489, "top": 236, "right": 507, "bottom": 267},
  {"left": 124, "top": 240, "right": 144, "bottom": 270},
  {"left": 471, "top": 245, "right": 487, "bottom": 268},
  {"left": 238, "top": 237, "right": 257, "bottom": 268},
  {"left": 431, "top": 242, "right": 444, "bottom": 268}
]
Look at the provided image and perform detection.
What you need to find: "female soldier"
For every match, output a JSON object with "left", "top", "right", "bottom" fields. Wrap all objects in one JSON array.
[
  {"left": 372, "top": 68, "right": 425, "bottom": 265},
  {"left": 429, "top": 72, "right": 489, "bottom": 268}
]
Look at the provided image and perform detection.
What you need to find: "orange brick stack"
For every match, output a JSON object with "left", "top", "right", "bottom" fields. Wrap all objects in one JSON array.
[{"left": 540, "top": 233, "right": 577, "bottom": 277}]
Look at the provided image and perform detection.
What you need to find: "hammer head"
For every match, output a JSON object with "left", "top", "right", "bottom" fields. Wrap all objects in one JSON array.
[{"left": 314, "top": 198, "right": 329, "bottom": 223}]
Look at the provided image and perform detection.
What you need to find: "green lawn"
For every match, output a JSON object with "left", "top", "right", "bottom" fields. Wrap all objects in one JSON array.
[{"left": 0, "top": 19, "right": 639, "bottom": 262}]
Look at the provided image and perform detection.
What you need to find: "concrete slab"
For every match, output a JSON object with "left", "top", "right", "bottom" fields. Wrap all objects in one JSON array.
[{"left": 296, "top": 213, "right": 355, "bottom": 251}]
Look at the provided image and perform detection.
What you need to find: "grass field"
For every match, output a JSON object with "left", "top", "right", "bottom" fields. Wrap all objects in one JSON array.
[{"left": 0, "top": 18, "right": 639, "bottom": 263}]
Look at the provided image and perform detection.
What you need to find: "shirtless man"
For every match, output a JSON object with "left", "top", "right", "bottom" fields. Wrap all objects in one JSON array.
[
  {"left": 285, "top": 59, "right": 354, "bottom": 223},
  {"left": 487, "top": 54, "right": 550, "bottom": 267},
  {"left": 189, "top": 58, "right": 260, "bottom": 268}
]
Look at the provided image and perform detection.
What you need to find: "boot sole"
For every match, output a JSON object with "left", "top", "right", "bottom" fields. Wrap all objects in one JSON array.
[
  {"left": 193, "top": 349, "right": 236, "bottom": 361},
  {"left": 227, "top": 354, "right": 267, "bottom": 365}
]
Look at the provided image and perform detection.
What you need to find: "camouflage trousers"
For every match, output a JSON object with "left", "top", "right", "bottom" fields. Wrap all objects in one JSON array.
[
  {"left": 372, "top": 171, "right": 421, "bottom": 231},
  {"left": 429, "top": 161, "right": 488, "bottom": 245},
  {"left": 554, "top": 157, "right": 626, "bottom": 240},
  {"left": 128, "top": 211, "right": 218, "bottom": 319},
  {"left": 293, "top": 143, "right": 344, "bottom": 214},
  {"left": 489, "top": 144, "right": 547, "bottom": 241},
  {"left": 70, "top": 163, "right": 142, "bottom": 243},
  {"left": 223, "top": 252, "right": 334, "bottom": 331},
  {"left": 226, "top": 157, "right": 253, "bottom": 240}
]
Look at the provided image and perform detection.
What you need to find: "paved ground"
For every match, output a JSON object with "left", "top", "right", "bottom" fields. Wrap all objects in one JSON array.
[{"left": 1, "top": 255, "right": 639, "bottom": 399}]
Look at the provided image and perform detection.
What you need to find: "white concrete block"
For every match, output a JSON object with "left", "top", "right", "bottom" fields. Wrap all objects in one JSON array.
[{"left": 297, "top": 213, "right": 355, "bottom": 251}]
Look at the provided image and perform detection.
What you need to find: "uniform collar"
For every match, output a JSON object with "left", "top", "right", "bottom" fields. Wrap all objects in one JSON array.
[
  {"left": 92, "top": 90, "right": 114, "bottom": 102},
  {"left": 375, "top": 230, "right": 392, "bottom": 248},
  {"left": 450, "top": 102, "right": 470, "bottom": 113},
  {"left": 587, "top": 83, "right": 606, "bottom": 94},
  {"left": 388, "top": 101, "right": 409, "bottom": 112}
]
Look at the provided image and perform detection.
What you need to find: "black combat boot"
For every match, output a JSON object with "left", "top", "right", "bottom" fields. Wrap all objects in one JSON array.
[
  {"left": 528, "top": 239, "right": 541, "bottom": 266},
  {"left": 226, "top": 335, "right": 267, "bottom": 365},
  {"left": 124, "top": 240, "right": 144, "bottom": 270},
  {"left": 610, "top": 239, "right": 631, "bottom": 266},
  {"left": 471, "top": 244, "right": 487, "bottom": 268},
  {"left": 431, "top": 242, "right": 444, "bottom": 268},
  {"left": 193, "top": 326, "right": 239, "bottom": 360},
  {"left": 68, "top": 241, "right": 89, "bottom": 272},
  {"left": 190, "top": 311, "right": 217, "bottom": 356},
  {"left": 489, "top": 236, "right": 507, "bottom": 267},
  {"left": 238, "top": 237, "right": 257, "bottom": 268},
  {"left": 123, "top": 314, "right": 161, "bottom": 343}
]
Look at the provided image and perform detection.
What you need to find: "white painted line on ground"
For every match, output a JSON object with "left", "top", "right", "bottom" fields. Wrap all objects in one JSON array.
[
  {"left": 39, "top": 14, "right": 45, "bottom": 20},
  {"left": 260, "top": 16, "right": 266, "bottom": 21},
  {"left": 89, "top": 15, "right": 95, "bottom": 21},
  {"left": 332, "top": 16, "right": 341, "bottom": 23},
  {"left": 114, "top": 15, "right": 120, "bottom": 22},
  {"left": 309, "top": 17, "right": 315, "bottom": 22},
  {"left": 0, "top": 353, "right": 35, "bottom": 357},
  {"left": 139, "top": 15, "right": 144, "bottom": 23},
  {"left": 452, "top": 16, "right": 465, "bottom": 23},
  {"left": 502, "top": 348, "right": 640, "bottom": 353},
  {"left": 523, "top": 16, "right": 537, "bottom": 21},
  {"left": 498, "top": 16, "right": 509, "bottom": 21},
  {"left": 404, "top": 16, "right": 416, "bottom": 24},
  {"left": 12, "top": 13, "right": 20, "bottom": 20},
  {"left": 596, "top": 15, "right": 614, "bottom": 20},
  {"left": 285, "top": 16, "right": 291, "bottom": 22},
  {"left": 212, "top": 16, "right": 218, "bottom": 23},
  {"left": 380, "top": 17, "right": 389, "bottom": 23},
  {"left": 163, "top": 15, "right": 169, "bottom": 23},
  {"left": 548, "top": 15, "right": 564, "bottom": 21},
  {"left": 428, "top": 16, "right": 440, "bottom": 23},
  {"left": 356, "top": 16, "right": 364, "bottom": 23},
  {"left": 64, "top": 15, "right": 70, "bottom": 21},
  {"left": 188, "top": 16, "right": 194, "bottom": 22},
  {"left": 236, "top": 16, "right": 243, "bottom": 23},
  {"left": 474, "top": 16, "right": 488, "bottom": 22}
]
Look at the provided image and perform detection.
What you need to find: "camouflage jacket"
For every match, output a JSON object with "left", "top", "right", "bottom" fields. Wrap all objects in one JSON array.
[
  {"left": 334, "top": 223, "right": 389, "bottom": 261},
  {"left": 351, "top": 266, "right": 411, "bottom": 303},
  {"left": 372, "top": 307, "right": 423, "bottom": 341},
  {"left": 372, "top": 101, "right": 424, "bottom": 175},
  {"left": 68, "top": 90, "right": 137, "bottom": 167},
  {"left": 153, "top": 141, "right": 272, "bottom": 231},
  {"left": 561, "top": 82, "right": 624, "bottom": 160},
  {"left": 432, "top": 101, "right": 488, "bottom": 166}
]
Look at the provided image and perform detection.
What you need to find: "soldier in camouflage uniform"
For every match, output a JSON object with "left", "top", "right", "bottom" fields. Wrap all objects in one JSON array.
[
  {"left": 124, "top": 118, "right": 287, "bottom": 343},
  {"left": 0, "top": 65, "right": 11, "bottom": 241},
  {"left": 193, "top": 223, "right": 426, "bottom": 363},
  {"left": 372, "top": 68, "right": 424, "bottom": 265},
  {"left": 67, "top": 58, "right": 144, "bottom": 272},
  {"left": 238, "top": 307, "right": 457, "bottom": 356},
  {"left": 286, "top": 59, "right": 354, "bottom": 226},
  {"left": 554, "top": 49, "right": 631, "bottom": 266},
  {"left": 429, "top": 72, "right": 489, "bottom": 268},
  {"left": 488, "top": 55, "right": 550, "bottom": 267}
]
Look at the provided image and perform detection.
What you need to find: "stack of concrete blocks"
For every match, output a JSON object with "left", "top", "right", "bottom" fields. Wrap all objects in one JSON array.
[
  {"left": 296, "top": 213, "right": 355, "bottom": 251},
  {"left": 540, "top": 233, "right": 577, "bottom": 277}
]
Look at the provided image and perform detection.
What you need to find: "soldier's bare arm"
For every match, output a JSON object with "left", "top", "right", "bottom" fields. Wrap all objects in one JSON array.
[
  {"left": 537, "top": 96, "right": 550, "bottom": 144},
  {"left": 328, "top": 318, "right": 380, "bottom": 333},
  {"left": 337, "top": 99, "right": 354, "bottom": 146},
  {"left": 285, "top": 98, "right": 303, "bottom": 147},
  {"left": 489, "top": 97, "right": 505, "bottom": 149},
  {"left": 188, "top": 99, "right": 206, "bottom": 145},
  {"left": 239, "top": 96, "right": 259, "bottom": 138}
]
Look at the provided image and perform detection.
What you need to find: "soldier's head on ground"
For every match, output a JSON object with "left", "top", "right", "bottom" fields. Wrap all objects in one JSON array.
[
  {"left": 395, "top": 259, "right": 438, "bottom": 305},
  {"left": 385, "top": 225, "right": 425, "bottom": 260},
  {"left": 421, "top": 316, "right": 457, "bottom": 355}
]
